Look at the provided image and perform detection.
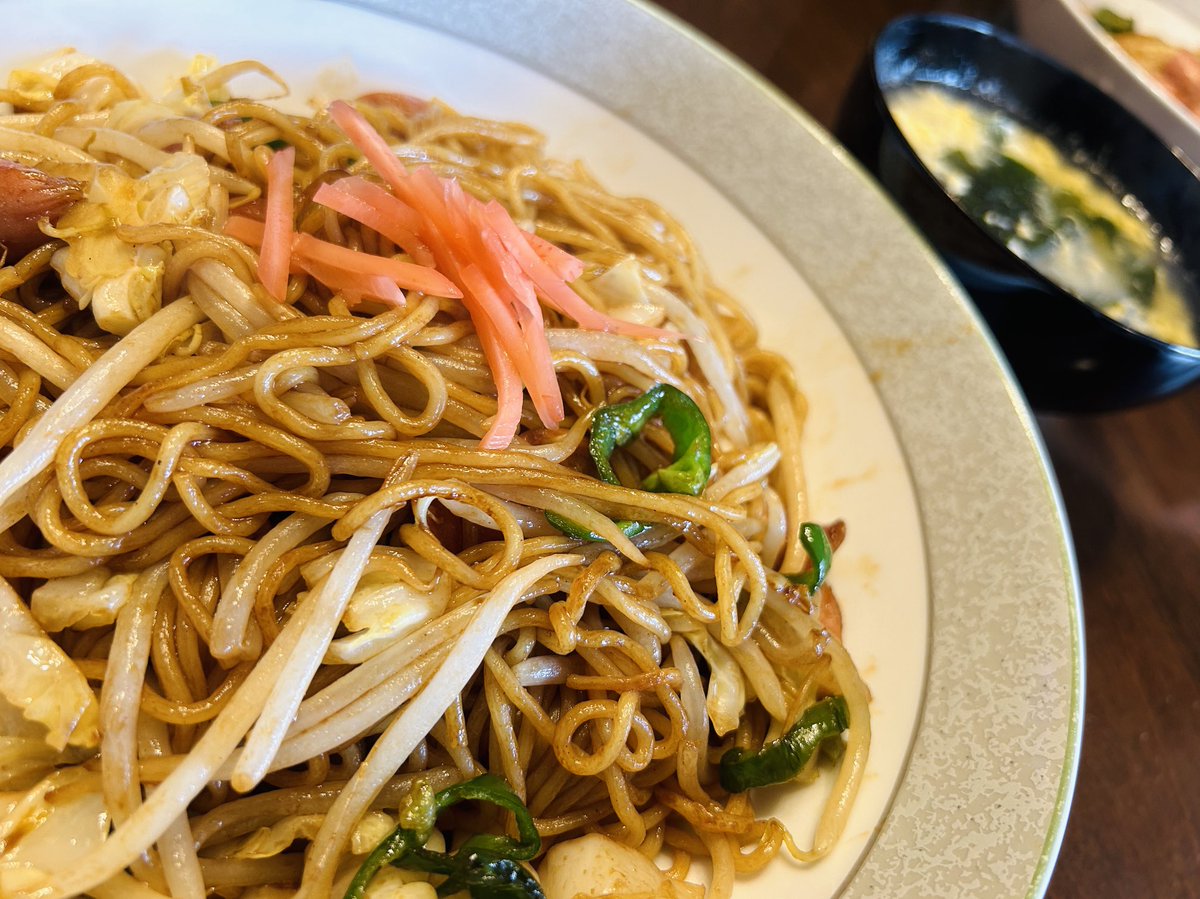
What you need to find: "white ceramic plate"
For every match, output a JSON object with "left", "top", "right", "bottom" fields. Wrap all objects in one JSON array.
[
  {"left": 7, "top": 1, "right": 1083, "bottom": 896},
  {"left": 1016, "top": 0, "right": 1200, "bottom": 167}
]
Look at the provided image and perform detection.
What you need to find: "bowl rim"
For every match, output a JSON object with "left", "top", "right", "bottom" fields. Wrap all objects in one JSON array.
[{"left": 871, "top": 11, "right": 1200, "bottom": 358}]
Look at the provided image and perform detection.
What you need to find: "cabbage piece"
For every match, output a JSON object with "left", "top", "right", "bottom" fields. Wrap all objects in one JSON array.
[
  {"left": 49, "top": 152, "right": 212, "bottom": 335},
  {"left": 51, "top": 233, "right": 155, "bottom": 329},
  {"left": 158, "top": 55, "right": 225, "bottom": 115},
  {"left": 235, "top": 812, "right": 398, "bottom": 859},
  {"left": 134, "top": 154, "right": 211, "bottom": 225},
  {"left": 89, "top": 244, "right": 166, "bottom": 335},
  {"left": 157, "top": 55, "right": 288, "bottom": 113},
  {"left": 104, "top": 98, "right": 184, "bottom": 136},
  {"left": 0, "top": 580, "right": 99, "bottom": 751},
  {"left": 359, "top": 872, "right": 438, "bottom": 898},
  {"left": 301, "top": 551, "right": 450, "bottom": 665},
  {"left": 666, "top": 612, "right": 747, "bottom": 737},
  {"left": 235, "top": 814, "right": 325, "bottom": 859},
  {"left": 29, "top": 567, "right": 137, "bottom": 632},
  {"left": 5, "top": 50, "right": 98, "bottom": 108},
  {"left": 0, "top": 736, "right": 55, "bottom": 791},
  {"left": 588, "top": 256, "right": 667, "bottom": 328},
  {"left": 0, "top": 738, "right": 60, "bottom": 791},
  {"left": 0, "top": 690, "right": 92, "bottom": 787},
  {"left": 0, "top": 698, "right": 92, "bottom": 790},
  {"left": 0, "top": 774, "right": 109, "bottom": 895},
  {"left": 538, "top": 833, "right": 703, "bottom": 899},
  {"left": 237, "top": 813, "right": 440, "bottom": 899}
]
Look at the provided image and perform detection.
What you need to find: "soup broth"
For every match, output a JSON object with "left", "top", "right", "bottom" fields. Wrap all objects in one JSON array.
[{"left": 888, "top": 84, "right": 1197, "bottom": 348}]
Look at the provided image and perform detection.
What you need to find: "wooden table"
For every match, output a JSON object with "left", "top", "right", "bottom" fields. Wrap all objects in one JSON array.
[{"left": 654, "top": 1, "right": 1200, "bottom": 896}]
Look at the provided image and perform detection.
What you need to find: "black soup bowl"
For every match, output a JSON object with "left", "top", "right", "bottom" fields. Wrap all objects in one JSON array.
[{"left": 838, "top": 14, "right": 1200, "bottom": 412}]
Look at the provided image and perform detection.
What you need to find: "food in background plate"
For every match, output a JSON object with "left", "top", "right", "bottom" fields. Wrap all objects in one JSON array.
[
  {"left": 0, "top": 51, "right": 870, "bottom": 899},
  {"left": 888, "top": 83, "right": 1198, "bottom": 347},
  {"left": 1095, "top": 7, "right": 1200, "bottom": 114}
]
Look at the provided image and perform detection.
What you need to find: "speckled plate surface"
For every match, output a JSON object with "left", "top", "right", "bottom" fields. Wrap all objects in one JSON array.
[{"left": 11, "top": 1, "right": 1083, "bottom": 896}]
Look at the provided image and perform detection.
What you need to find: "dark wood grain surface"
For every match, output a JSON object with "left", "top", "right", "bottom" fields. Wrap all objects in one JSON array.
[{"left": 653, "top": 1, "right": 1200, "bottom": 896}]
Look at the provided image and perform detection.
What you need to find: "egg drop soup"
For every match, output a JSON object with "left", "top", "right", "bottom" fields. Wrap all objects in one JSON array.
[{"left": 888, "top": 84, "right": 1198, "bottom": 348}]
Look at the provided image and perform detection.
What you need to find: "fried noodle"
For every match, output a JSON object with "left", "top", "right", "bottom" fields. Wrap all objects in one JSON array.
[{"left": 0, "top": 53, "right": 870, "bottom": 899}]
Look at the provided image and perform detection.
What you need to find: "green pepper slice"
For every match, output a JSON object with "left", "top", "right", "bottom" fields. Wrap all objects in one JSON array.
[
  {"left": 589, "top": 383, "right": 712, "bottom": 496},
  {"left": 785, "top": 522, "right": 833, "bottom": 593},
  {"left": 544, "top": 510, "right": 648, "bottom": 543},
  {"left": 547, "top": 384, "right": 712, "bottom": 542},
  {"left": 345, "top": 774, "right": 544, "bottom": 899},
  {"left": 718, "top": 696, "right": 849, "bottom": 793},
  {"left": 1094, "top": 8, "right": 1134, "bottom": 33}
]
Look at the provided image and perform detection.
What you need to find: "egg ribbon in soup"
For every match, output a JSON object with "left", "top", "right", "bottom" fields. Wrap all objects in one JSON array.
[{"left": 888, "top": 84, "right": 1198, "bottom": 348}]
